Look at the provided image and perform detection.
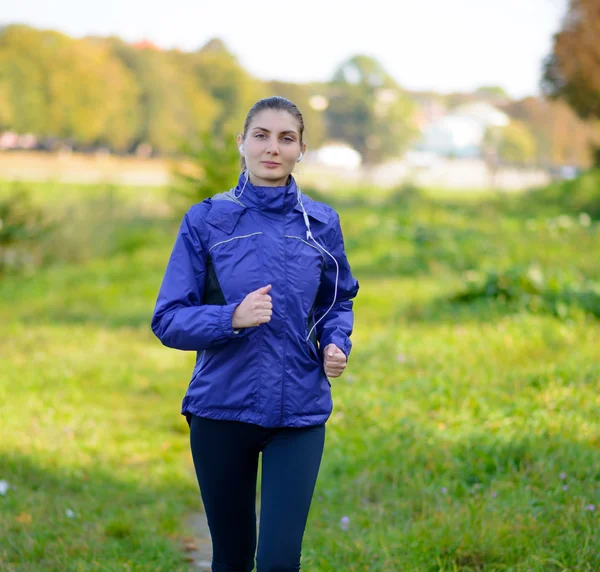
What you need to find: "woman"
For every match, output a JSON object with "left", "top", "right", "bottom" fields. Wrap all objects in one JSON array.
[{"left": 151, "top": 96, "right": 359, "bottom": 572}]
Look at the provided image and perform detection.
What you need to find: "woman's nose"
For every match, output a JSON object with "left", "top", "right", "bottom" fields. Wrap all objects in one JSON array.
[{"left": 265, "top": 138, "right": 280, "bottom": 154}]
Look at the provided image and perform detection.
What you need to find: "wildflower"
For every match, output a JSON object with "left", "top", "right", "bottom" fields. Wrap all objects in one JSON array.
[{"left": 340, "top": 516, "right": 350, "bottom": 530}]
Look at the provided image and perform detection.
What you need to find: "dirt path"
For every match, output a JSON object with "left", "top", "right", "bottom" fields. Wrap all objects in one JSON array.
[
  {"left": 183, "top": 511, "right": 212, "bottom": 570},
  {"left": 183, "top": 504, "right": 261, "bottom": 570}
]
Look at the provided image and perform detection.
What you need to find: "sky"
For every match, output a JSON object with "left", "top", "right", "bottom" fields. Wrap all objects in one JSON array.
[{"left": 2, "top": 0, "right": 568, "bottom": 99}]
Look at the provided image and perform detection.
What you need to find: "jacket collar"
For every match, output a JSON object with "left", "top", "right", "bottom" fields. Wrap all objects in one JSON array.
[
  {"left": 235, "top": 172, "right": 297, "bottom": 214},
  {"left": 234, "top": 172, "right": 330, "bottom": 224},
  {"left": 206, "top": 173, "right": 330, "bottom": 235}
]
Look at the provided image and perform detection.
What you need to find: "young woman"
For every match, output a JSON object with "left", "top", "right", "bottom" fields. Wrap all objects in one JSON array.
[{"left": 151, "top": 96, "right": 359, "bottom": 571}]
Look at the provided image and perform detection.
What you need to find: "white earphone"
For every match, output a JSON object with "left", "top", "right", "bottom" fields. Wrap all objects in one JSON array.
[
  {"left": 232, "top": 156, "right": 338, "bottom": 340},
  {"left": 295, "top": 187, "right": 339, "bottom": 341}
]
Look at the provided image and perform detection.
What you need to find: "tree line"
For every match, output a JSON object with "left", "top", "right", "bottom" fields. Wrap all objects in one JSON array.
[{"left": 0, "top": 18, "right": 598, "bottom": 167}]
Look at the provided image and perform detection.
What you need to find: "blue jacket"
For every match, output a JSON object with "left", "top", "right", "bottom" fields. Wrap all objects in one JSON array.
[{"left": 151, "top": 173, "right": 359, "bottom": 428}]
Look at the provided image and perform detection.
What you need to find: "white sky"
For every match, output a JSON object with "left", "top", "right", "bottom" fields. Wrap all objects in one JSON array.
[{"left": 1, "top": 0, "right": 568, "bottom": 99}]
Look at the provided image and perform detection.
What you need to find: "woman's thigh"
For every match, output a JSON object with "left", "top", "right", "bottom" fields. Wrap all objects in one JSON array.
[
  {"left": 256, "top": 423, "right": 326, "bottom": 571},
  {"left": 189, "top": 415, "right": 263, "bottom": 572}
]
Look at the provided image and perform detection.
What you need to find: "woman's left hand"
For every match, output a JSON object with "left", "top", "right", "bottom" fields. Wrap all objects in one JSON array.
[{"left": 323, "top": 344, "right": 347, "bottom": 378}]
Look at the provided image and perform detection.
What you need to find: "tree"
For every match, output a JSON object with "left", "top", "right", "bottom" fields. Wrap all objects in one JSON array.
[
  {"left": 191, "top": 39, "right": 266, "bottom": 137},
  {"left": 542, "top": 0, "right": 600, "bottom": 120},
  {"left": 483, "top": 120, "right": 537, "bottom": 166},
  {"left": 0, "top": 26, "right": 140, "bottom": 150},
  {"left": 476, "top": 86, "right": 510, "bottom": 99},
  {"left": 325, "top": 55, "right": 417, "bottom": 165},
  {"left": 170, "top": 128, "right": 241, "bottom": 215},
  {"left": 109, "top": 40, "right": 219, "bottom": 153},
  {"left": 502, "top": 96, "right": 599, "bottom": 167}
]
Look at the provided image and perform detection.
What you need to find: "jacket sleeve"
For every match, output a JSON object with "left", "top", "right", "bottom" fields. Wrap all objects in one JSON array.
[
  {"left": 151, "top": 209, "right": 245, "bottom": 351},
  {"left": 313, "top": 212, "right": 359, "bottom": 360}
]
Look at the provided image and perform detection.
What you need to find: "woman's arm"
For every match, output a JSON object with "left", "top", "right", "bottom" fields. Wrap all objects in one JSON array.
[
  {"left": 151, "top": 209, "right": 245, "bottom": 351},
  {"left": 313, "top": 212, "right": 360, "bottom": 360}
]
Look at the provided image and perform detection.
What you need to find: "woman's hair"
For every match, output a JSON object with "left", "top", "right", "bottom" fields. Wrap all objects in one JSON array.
[{"left": 240, "top": 96, "right": 305, "bottom": 171}]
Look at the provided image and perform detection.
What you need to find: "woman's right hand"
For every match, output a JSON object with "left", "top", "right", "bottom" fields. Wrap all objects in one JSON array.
[{"left": 232, "top": 285, "right": 273, "bottom": 329}]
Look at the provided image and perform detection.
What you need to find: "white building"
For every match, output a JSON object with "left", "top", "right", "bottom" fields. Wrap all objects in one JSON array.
[
  {"left": 308, "top": 141, "right": 362, "bottom": 169},
  {"left": 415, "top": 101, "right": 509, "bottom": 158}
]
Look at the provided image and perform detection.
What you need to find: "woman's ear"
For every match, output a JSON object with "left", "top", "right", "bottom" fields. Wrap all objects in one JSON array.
[{"left": 299, "top": 142, "right": 307, "bottom": 162}]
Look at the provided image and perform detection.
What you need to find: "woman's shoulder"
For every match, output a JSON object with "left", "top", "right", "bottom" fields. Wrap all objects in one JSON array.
[
  {"left": 185, "top": 191, "right": 247, "bottom": 235},
  {"left": 299, "top": 192, "right": 339, "bottom": 227}
]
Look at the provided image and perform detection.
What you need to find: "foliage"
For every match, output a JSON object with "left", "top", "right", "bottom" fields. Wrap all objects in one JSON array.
[
  {"left": 483, "top": 120, "right": 537, "bottom": 166},
  {"left": 542, "top": 0, "right": 600, "bottom": 121},
  {"left": 476, "top": 85, "right": 510, "bottom": 98},
  {"left": 326, "top": 55, "right": 417, "bottom": 165},
  {"left": 0, "top": 183, "right": 52, "bottom": 275},
  {"left": 0, "top": 26, "right": 140, "bottom": 150},
  {"left": 518, "top": 168, "right": 600, "bottom": 219},
  {"left": 108, "top": 39, "right": 218, "bottom": 153},
  {"left": 1, "top": 179, "right": 600, "bottom": 569},
  {"left": 191, "top": 38, "right": 267, "bottom": 137},
  {"left": 451, "top": 264, "right": 600, "bottom": 319},
  {"left": 169, "top": 129, "right": 241, "bottom": 216},
  {"left": 0, "top": 181, "right": 172, "bottom": 278},
  {"left": 502, "top": 96, "right": 599, "bottom": 168}
]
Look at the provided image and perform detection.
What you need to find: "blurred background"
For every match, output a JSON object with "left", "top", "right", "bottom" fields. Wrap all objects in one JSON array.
[{"left": 1, "top": 0, "right": 599, "bottom": 570}]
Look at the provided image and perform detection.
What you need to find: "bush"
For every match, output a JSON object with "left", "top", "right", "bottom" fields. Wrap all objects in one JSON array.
[
  {"left": 0, "top": 184, "right": 53, "bottom": 276},
  {"left": 520, "top": 169, "right": 600, "bottom": 219},
  {"left": 169, "top": 129, "right": 240, "bottom": 216},
  {"left": 452, "top": 264, "right": 600, "bottom": 319}
]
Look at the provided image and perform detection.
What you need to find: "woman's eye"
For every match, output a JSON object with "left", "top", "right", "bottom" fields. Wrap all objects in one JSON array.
[{"left": 254, "top": 133, "right": 265, "bottom": 139}]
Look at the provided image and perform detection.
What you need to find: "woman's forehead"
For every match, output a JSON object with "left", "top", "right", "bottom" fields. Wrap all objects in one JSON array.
[{"left": 249, "top": 109, "right": 300, "bottom": 133}]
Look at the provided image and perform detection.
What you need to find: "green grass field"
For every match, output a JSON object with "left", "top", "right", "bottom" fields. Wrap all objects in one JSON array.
[{"left": 1, "top": 175, "right": 599, "bottom": 570}]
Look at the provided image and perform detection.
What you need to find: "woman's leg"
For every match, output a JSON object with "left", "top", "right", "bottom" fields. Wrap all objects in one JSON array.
[
  {"left": 256, "top": 423, "right": 326, "bottom": 572},
  {"left": 189, "top": 415, "right": 262, "bottom": 572}
]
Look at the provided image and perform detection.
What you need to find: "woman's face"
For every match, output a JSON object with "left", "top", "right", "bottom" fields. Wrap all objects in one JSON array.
[{"left": 238, "top": 109, "right": 306, "bottom": 187}]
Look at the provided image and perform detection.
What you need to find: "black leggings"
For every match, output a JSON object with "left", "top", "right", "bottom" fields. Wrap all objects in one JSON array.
[{"left": 189, "top": 415, "right": 326, "bottom": 572}]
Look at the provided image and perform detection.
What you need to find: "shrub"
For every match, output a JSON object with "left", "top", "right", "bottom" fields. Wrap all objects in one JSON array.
[{"left": 0, "top": 184, "right": 53, "bottom": 276}]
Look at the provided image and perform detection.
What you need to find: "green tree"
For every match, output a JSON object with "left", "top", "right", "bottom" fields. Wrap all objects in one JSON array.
[
  {"left": 110, "top": 40, "right": 218, "bottom": 153},
  {"left": 191, "top": 38, "right": 266, "bottom": 137},
  {"left": 476, "top": 85, "right": 510, "bottom": 99},
  {"left": 483, "top": 120, "right": 537, "bottom": 166},
  {"left": 542, "top": 0, "right": 600, "bottom": 120},
  {"left": 0, "top": 25, "right": 53, "bottom": 135},
  {"left": 325, "top": 55, "right": 416, "bottom": 165},
  {"left": 503, "top": 96, "right": 599, "bottom": 168},
  {"left": 170, "top": 128, "right": 241, "bottom": 215},
  {"left": 0, "top": 25, "right": 140, "bottom": 150}
]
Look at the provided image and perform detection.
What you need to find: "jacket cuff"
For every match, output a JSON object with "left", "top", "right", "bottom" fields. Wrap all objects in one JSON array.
[
  {"left": 321, "top": 335, "right": 352, "bottom": 361},
  {"left": 220, "top": 303, "right": 249, "bottom": 339}
]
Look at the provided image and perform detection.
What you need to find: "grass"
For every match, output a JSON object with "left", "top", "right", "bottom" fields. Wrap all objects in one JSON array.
[{"left": 1, "top": 176, "right": 599, "bottom": 570}]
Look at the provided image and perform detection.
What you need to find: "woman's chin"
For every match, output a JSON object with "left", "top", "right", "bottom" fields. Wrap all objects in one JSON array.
[{"left": 252, "top": 167, "right": 292, "bottom": 186}]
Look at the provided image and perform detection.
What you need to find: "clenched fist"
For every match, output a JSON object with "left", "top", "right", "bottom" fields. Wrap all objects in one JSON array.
[
  {"left": 323, "top": 344, "right": 347, "bottom": 378},
  {"left": 232, "top": 285, "right": 273, "bottom": 329}
]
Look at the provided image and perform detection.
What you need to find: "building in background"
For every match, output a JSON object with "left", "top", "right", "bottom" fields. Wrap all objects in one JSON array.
[{"left": 413, "top": 101, "right": 509, "bottom": 158}]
